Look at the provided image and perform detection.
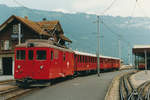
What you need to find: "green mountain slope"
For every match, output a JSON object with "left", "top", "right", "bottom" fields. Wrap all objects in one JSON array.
[{"left": 1, "top": 4, "right": 150, "bottom": 63}]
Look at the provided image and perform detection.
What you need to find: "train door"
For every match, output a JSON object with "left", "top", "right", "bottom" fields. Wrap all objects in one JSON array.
[
  {"left": 74, "top": 54, "right": 77, "bottom": 72},
  {"left": 50, "top": 49, "right": 61, "bottom": 78},
  {"left": 61, "top": 51, "right": 67, "bottom": 76},
  {"left": 62, "top": 52, "right": 69, "bottom": 75},
  {"left": 34, "top": 48, "right": 49, "bottom": 78},
  {"left": 26, "top": 48, "right": 34, "bottom": 77},
  {"left": 49, "top": 49, "right": 55, "bottom": 78}
]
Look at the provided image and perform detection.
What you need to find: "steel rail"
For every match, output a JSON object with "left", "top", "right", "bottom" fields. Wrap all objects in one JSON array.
[
  {"left": 119, "top": 76, "right": 125, "bottom": 100},
  {"left": 119, "top": 72, "right": 138, "bottom": 100}
]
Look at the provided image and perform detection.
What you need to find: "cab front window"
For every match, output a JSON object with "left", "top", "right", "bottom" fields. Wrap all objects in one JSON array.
[
  {"left": 36, "top": 50, "right": 46, "bottom": 60},
  {"left": 16, "top": 50, "right": 26, "bottom": 60}
]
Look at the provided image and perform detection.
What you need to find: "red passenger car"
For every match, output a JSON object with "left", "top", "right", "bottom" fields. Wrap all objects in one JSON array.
[{"left": 74, "top": 51, "right": 120, "bottom": 73}]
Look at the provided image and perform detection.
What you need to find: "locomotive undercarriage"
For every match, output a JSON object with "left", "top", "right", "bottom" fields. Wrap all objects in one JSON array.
[{"left": 16, "top": 78, "right": 52, "bottom": 88}]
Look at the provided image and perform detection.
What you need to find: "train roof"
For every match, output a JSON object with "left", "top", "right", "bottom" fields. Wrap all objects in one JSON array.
[
  {"left": 74, "top": 50, "right": 120, "bottom": 60},
  {"left": 16, "top": 39, "right": 73, "bottom": 52}
]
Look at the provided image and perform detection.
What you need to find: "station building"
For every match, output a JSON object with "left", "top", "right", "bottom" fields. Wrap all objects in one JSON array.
[
  {"left": 132, "top": 45, "right": 150, "bottom": 70},
  {"left": 0, "top": 15, "right": 71, "bottom": 75}
]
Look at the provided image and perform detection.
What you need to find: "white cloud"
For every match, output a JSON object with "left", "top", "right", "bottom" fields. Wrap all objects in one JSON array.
[
  {"left": 52, "top": 8, "right": 76, "bottom": 14},
  {"left": 1, "top": 0, "right": 150, "bottom": 17}
]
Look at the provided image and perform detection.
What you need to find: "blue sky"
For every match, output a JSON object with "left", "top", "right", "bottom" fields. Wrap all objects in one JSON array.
[{"left": 0, "top": 0, "right": 149, "bottom": 17}]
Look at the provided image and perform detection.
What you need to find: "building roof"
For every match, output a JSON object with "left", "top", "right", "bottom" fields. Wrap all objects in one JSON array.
[
  {"left": 133, "top": 45, "right": 150, "bottom": 53},
  {"left": 0, "top": 15, "right": 72, "bottom": 43},
  {"left": 133, "top": 45, "right": 150, "bottom": 49}
]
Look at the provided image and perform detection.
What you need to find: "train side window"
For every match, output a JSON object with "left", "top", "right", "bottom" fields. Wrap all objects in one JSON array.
[
  {"left": 77, "top": 55, "right": 79, "bottom": 62},
  {"left": 63, "top": 53, "right": 66, "bottom": 61},
  {"left": 80, "top": 56, "right": 82, "bottom": 62},
  {"left": 51, "top": 51, "right": 53, "bottom": 60},
  {"left": 16, "top": 50, "right": 25, "bottom": 60},
  {"left": 93, "top": 58, "right": 94, "bottom": 63},
  {"left": 82, "top": 56, "right": 83, "bottom": 62},
  {"left": 28, "top": 50, "right": 33, "bottom": 60},
  {"left": 36, "top": 50, "right": 46, "bottom": 60}
]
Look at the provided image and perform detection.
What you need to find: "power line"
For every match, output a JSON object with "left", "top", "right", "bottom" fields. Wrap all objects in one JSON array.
[
  {"left": 136, "top": 1, "right": 148, "bottom": 17},
  {"left": 101, "top": 0, "right": 118, "bottom": 15},
  {"left": 12, "top": 0, "right": 36, "bottom": 14},
  {"left": 100, "top": 19, "right": 132, "bottom": 46}
]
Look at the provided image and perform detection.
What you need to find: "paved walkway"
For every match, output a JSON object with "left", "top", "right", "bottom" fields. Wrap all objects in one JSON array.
[
  {"left": 0, "top": 75, "right": 14, "bottom": 82},
  {"left": 18, "top": 70, "right": 132, "bottom": 100}
]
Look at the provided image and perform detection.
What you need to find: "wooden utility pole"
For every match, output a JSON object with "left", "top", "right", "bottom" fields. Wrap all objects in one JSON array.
[
  {"left": 97, "top": 16, "right": 100, "bottom": 77},
  {"left": 18, "top": 23, "right": 21, "bottom": 45}
]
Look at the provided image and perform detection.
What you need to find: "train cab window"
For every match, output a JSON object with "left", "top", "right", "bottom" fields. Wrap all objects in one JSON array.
[
  {"left": 28, "top": 50, "right": 33, "bottom": 60},
  {"left": 51, "top": 51, "right": 53, "bottom": 60},
  {"left": 16, "top": 50, "right": 25, "bottom": 60},
  {"left": 36, "top": 50, "right": 46, "bottom": 60}
]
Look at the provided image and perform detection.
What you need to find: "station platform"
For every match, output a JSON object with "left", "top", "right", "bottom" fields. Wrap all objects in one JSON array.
[
  {"left": 120, "top": 65, "right": 133, "bottom": 70},
  {"left": 0, "top": 75, "right": 14, "bottom": 82},
  {"left": 130, "top": 70, "right": 150, "bottom": 88}
]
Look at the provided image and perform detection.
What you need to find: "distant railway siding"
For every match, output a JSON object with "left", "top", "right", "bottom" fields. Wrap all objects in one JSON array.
[{"left": 105, "top": 70, "right": 150, "bottom": 100}]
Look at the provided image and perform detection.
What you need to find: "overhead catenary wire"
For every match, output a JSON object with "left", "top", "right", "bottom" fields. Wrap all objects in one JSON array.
[
  {"left": 100, "top": 19, "right": 132, "bottom": 46},
  {"left": 101, "top": 0, "right": 118, "bottom": 15},
  {"left": 11, "top": 0, "right": 132, "bottom": 59},
  {"left": 12, "top": 0, "right": 36, "bottom": 15}
]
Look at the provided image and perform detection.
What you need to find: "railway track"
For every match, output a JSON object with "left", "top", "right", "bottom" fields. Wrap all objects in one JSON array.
[
  {"left": 0, "top": 80, "right": 40, "bottom": 100},
  {"left": 0, "top": 87, "right": 38, "bottom": 100},
  {"left": 119, "top": 72, "right": 138, "bottom": 100},
  {"left": 119, "top": 72, "right": 150, "bottom": 100},
  {"left": 136, "top": 81, "right": 150, "bottom": 100},
  {"left": 0, "top": 80, "right": 15, "bottom": 85}
]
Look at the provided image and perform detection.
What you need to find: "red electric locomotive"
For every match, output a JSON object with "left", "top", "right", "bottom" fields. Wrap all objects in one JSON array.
[
  {"left": 15, "top": 39, "right": 74, "bottom": 86},
  {"left": 14, "top": 39, "right": 120, "bottom": 87}
]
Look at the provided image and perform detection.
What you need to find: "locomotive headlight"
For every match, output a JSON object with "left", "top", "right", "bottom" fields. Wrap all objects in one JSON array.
[
  {"left": 18, "top": 65, "right": 21, "bottom": 69},
  {"left": 40, "top": 65, "right": 44, "bottom": 69}
]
